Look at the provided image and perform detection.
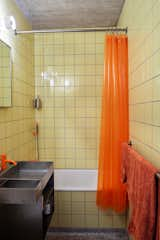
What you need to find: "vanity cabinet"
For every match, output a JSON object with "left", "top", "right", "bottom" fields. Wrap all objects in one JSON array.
[{"left": 0, "top": 162, "right": 54, "bottom": 240}]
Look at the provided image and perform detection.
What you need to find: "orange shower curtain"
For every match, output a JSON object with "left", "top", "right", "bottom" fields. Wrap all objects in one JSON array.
[{"left": 97, "top": 35, "right": 129, "bottom": 213}]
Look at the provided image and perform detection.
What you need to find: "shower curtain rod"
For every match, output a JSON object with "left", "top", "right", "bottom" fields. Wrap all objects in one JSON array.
[{"left": 15, "top": 27, "right": 128, "bottom": 35}]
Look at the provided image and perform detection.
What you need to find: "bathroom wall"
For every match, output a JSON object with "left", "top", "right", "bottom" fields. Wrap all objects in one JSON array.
[
  {"left": 34, "top": 32, "right": 103, "bottom": 169},
  {"left": 0, "top": 0, "right": 35, "bottom": 161},
  {"left": 51, "top": 191, "right": 126, "bottom": 228},
  {"left": 119, "top": 0, "right": 160, "bottom": 168},
  {"left": 34, "top": 32, "right": 126, "bottom": 228}
]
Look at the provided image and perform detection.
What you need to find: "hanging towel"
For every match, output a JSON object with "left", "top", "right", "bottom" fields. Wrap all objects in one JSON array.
[
  {"left": 122, "top": 143, "right": 157, "bottom": 240},
  {"left": 156, "top": 177, "right": 160, "bottom": 240}
]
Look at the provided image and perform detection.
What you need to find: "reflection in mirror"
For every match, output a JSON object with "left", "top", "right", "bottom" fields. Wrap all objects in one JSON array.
[{"left": 0, "top": 40, "right": 12, "bottom": 107}]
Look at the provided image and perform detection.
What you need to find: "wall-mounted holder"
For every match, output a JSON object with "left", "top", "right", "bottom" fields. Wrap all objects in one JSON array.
[
  {"left": 128, "top": 140, "right": 132, "bottom": 146},
  {"left": 33, "top": 96, "right": 42, "bottom": 110}
]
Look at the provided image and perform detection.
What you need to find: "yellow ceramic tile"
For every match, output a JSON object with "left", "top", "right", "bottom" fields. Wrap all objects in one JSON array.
[
  {"left": 55, "top": 138, "right": 65, "bottom": 148},
  {"left": 153, "top": 102, "right": 160, "bottom": 126},
  {"left": 99, "top": 215, "right": 113, "bottom": 228},
  {"left": 65, "top": 65, "right": 74, "bottom": 74},
  {"left": 64, "top": 44, "right": 74, "bottom": 55},
  {"left": 44, "top": 45, "right": 54, "bottom": 55},
  {"left": 66, "top": 158, "right": 75, "bottom": 168},
  {"left": 75, "top": 55, "right": 85, "bottom": 65},
  {"left": 153, "top": 126, "right": 160, "bottom": 150},
  {"left": 55, "top": 97, "right": 65, "bottom": 107},
  {"left": 96, "top": 54, "right": 104, "bottom": 64},
  {"left": 75, "top": 44, "right": 85, "bottom": 54},
  {"left": 65, "top": 86, "right": 75, "bottom": 96},
  {"left": 96, "top": 32, "right": 105, "bottom": 43},
  {"left": 58, "top": 214, "right": 72, "bottom": 227},
  {"left": 64, "top": 33, "right": 74, "bottom": 44},
  {"left": 85, "top": 202, "right": 98, "bottom": 215},
  {"left": 58, "top": 201, "right": 71, "bottom": 214},
  {"left": 65, "top": 97, "right": 75, "bottom": 107},
  {"left": 153, "top": 77, "right": 160, "bottom": 101},
  {"left": 65, "top": 55, "right": 74, "bottom": 65},
  {"left": 54, "top": 33, "right": 64, "bottom": 44},
  {"left": 86, "top": 160, "right": 97, "bottom": 169},
  {"left": 113, "top": 215, "right": 126, "bottom": 228},
  {"left": 71, "top": 215, "right": 85, "bottom": 228},
  {"left": 54, "top": 55, "right": 64, "bottom": 65},
  {"left": 54, "top": 45, "right": 64, "bottom": 55},
  {"left": 55, "top": 159, "right": 66, "bottom": 168},
  {"left": 85, "top": 192, "right": 96, "bottom": 201},
  {"left": 54, "top": 86, "right": 65, "bottom": 97},
  {"left": 65, "top": 107, "right": 75, "bottom": 118},
  {"left": 86, "top": 215, "right": 99, "bottom": 228},
  {"left": 54, "top": 108, "right": 64, "bottom": 118},
  {"left": 75, "top": 159, "right": 86, "bottom": 169},
  {"left": 96, "top": 43, "right": 104, "bottom": 54},
  {"left": 75, "top": 32, "right": 85, "bottom": 44},
  {"left": 72, "top": 192, "right": 85, "bottom": 202},
  {"left": 44, "top": 34, "right": 54, "bottom": 44},
  {"left": 72, "top": 201, "right": 85, "bottom": 214},
  {"left": 85, "top": 32, "right": 95, "bottom": 44}
]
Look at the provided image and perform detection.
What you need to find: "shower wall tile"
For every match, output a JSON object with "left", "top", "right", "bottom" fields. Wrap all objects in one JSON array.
[
  {"left": 119, "top": 0, "right": 160, "bottom": 168},
  {"left": 0, "top": 0, "right": 35, "bottom": 161},
  {"left": 34, "top": 32, "right": 105, "bottom": 169}
]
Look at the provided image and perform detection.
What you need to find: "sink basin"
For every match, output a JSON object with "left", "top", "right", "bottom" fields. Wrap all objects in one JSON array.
[
  {"left": 0, "top": 161, "right": 53, "bottom": 204},
  {"left": 0, "top": 161, "right": 53, "bottom": 180},
  {"left": 0, "top": 179, "right": 40, "bottom": 188},
  {"left": 0, "top": 179, "right": 41, "bottom": 204}
]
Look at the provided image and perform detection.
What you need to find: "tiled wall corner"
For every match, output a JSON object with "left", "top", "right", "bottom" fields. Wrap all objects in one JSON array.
[
  {"left": 0, "top": 0, "right": 35, "bottom": 161},
  {"left": 119, "top": 0, "right": 160, "bottom": 168}
]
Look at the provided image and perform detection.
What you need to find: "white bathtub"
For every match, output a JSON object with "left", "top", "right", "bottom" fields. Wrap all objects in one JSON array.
[{"left": 54, "top": 169, "right": 98, "bottom": 191}]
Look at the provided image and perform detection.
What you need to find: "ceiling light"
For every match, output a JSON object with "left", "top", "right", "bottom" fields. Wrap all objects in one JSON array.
[{"left": 0, "top": 16, "right": 16, "bottom": 31}]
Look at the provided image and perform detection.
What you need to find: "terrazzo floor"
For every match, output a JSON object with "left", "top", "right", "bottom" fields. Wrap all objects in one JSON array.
[{"left": 47, "top": 229, "right": 129, "bottom": 240}]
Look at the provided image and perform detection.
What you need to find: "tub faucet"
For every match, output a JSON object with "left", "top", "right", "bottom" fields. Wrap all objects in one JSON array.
[{"left": 1, "top": 154, "right": 17, "bottom": 171}]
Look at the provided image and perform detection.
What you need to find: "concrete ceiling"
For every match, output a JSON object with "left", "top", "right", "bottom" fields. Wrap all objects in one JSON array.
[{"left": 14, "top": 0, "right": 125, "bottom": 29}]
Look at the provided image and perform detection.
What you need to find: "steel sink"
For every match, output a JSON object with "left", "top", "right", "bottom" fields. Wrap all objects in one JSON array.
[
  {"left": 0, "top": 161, "right": 53, "bottom": 181},
  {"left": 0, "top": 161, "right": 53, "bottom": 204},
  {"left": 0, "top": 179, "right": 41, "bottom": 204},
  {"left": 0, "top": 179, "right": 40, "bottom": 188}
]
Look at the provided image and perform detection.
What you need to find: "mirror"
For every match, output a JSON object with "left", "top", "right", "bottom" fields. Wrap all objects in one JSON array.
[{"left": 0, "top": 39, "right": 12, "bottom": 107}]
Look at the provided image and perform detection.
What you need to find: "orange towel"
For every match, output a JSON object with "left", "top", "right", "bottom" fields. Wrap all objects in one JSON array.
[
  {"left": 156, "top": 179, "right": 160, "bottom": 240},
  {"left": 122, "top": 143, "right": 157, "bottom": 240}
]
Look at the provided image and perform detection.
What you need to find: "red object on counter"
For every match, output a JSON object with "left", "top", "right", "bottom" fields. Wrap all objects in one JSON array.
[
  {"left": 1, "top": 154, "right": 17, "bottom": 171},
  {"left": 122, "top": 143, "right": 157, "bottom": 240}
]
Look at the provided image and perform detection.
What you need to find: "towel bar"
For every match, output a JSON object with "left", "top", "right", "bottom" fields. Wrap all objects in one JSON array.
[
  {"left": 128, "top": 140, "right": 132, "bottom": 146},
  {"left": 156, "top": 173, "right": 160, "bottom": 180}
]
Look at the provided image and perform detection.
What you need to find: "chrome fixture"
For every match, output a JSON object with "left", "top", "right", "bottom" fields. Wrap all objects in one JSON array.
[{"left": 15, "top": 26, "right": 128, "bottom": 35}]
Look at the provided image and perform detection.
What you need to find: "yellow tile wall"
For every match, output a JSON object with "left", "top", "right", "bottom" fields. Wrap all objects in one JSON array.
[
  {"left": 0, "top": 0, "right": 35, "bottom": 161},
  {"left": 34, "top": 32, "right": 105, "bottom": 169},
  {"left": 51, "top": 191, "right": 126, "bottom": 228},
  {"left": 119, "top": 0, "right": 160, "bottom": 168}
]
